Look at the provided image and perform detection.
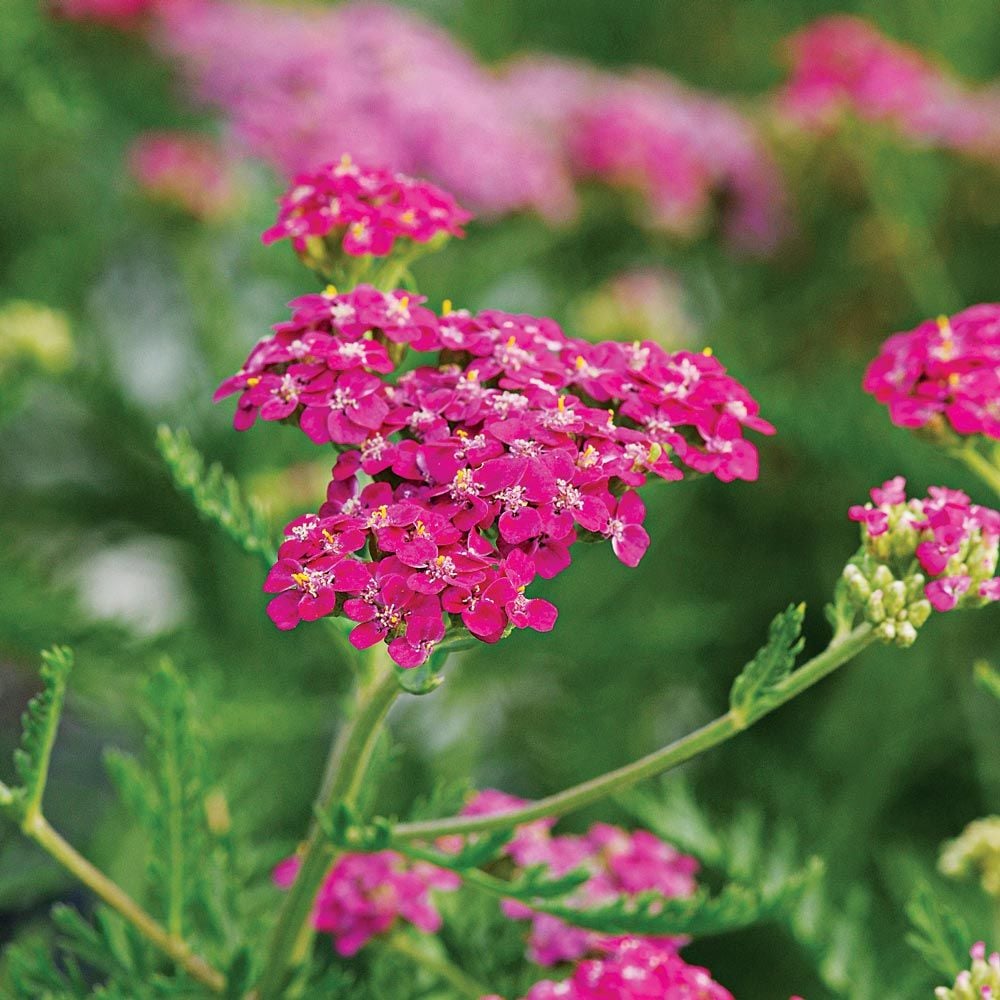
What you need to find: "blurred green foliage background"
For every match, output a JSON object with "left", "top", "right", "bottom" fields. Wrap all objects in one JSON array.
[{"left": 1, "top": 0, "right": 999, "bottom": 996}]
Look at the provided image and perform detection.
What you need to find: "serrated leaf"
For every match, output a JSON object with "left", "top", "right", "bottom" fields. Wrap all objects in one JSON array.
[
  {"left": 729, "top": 604, "right": 805, "bottom": 729},
  {"left": 156, "top": 426, "right": 275, "bottom": 564},
  {"left": 13, "top": 646, "right": 74, "bottom": 821},
  {"left": 905, "top": 881, "right": 970, "bottom": 979}
]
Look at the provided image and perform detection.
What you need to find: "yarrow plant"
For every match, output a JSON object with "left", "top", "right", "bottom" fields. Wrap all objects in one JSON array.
[
  {"left": 935, "top": 942, "right": 1000, "bottom": 1000},
  {"left": 5, "top": 149, "right": 1000, "bottom": 1000},
  {"left": 214, "top": 163, "right": 774, "bottom": 667}
]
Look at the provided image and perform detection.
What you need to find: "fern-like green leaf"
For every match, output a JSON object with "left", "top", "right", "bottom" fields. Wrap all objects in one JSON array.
[
  {"left": 729, "top": 604, "right": 805, "bottom": 729},
  {"left": 13, "top": 646, "right": 74, "bottom": 822},
  {"left": 905, "top": 881, "right": 970, "bottom": 979},
  {"left": 156, "top": 426, "right": 275, "bottom": 564}
]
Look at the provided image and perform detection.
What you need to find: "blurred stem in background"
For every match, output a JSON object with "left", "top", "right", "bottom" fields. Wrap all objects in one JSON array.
[{"left": 952, "top": 443, "right": 1000, "bottom": 501}]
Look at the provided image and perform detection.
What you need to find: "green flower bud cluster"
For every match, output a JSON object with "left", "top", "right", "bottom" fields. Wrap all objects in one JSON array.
[
  {"left": 940, "top": 816, "right": 1000, "bottom": 899},
  {"left": 840, "top": 557, "right": 931, "bottom": 647},
  {"left": 935, "top": 943, "right": 1000, "bottom": 999}
]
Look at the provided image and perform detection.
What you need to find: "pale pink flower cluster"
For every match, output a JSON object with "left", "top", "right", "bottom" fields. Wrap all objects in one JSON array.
[
  {"left": 777, "top": 16, "right": 1000, "bottom": 161},
  {"left": 154, "top": 1, "right": 785, "bottom": 251},
  {"left": 863, "top": 306, "right": 1000, "bottom": 440},
  {"left": 455, "top": 790, "right": 699, "bottom": 967},
  {"left": 483, "top": 937, "right": 734, "bottom": 1000},
  {"left": 935, "top": 941, "right": 1000, "bottom": 999},
  {"left": 502, "top": 57, "right": 788, "bottom": 253},
  {"left": 128, "top": 130, "right": 240, "bottom": 220},
  {"left": 155, "top": 0, "right": 575, "bottom": 219},
  {"left": 272, "top": 852, "right": 459, "bottom": 957},
  {"left": 849, "top": 477, "right": 1000, "bottom": 613}
]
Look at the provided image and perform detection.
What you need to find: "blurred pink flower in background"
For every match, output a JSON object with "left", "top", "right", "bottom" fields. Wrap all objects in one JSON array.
[
  {"left": 777, "top": 15, "right": 1000, "bottom": 161},
  {"left": 154, "top": 1, "right": 576, "bottom": 220},
  {"left": 128, "top": 130, "right": 241, "bottom": 220},
  {"left": 503, "top": 57, "right": 788, "bottom": 253},
  {"left": 151, "top": 1, "right": 786, "bottom": 252},
  {"left": 50, "top": 0, "right": 159, "bottom": 27}
]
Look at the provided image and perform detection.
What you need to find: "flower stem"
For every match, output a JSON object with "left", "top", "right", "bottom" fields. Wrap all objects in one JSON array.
[
  {"left": 22, "top": 812, "right": 225, "bottom": 993},
  {"left": 253, "top": 649, "right": 401, "bottom": 1000},
  {"left": 952, "top": 445, "right": 1000, "bottom": 502},
  {"left": 382, "top": 932, "right": 488, "bottom": 999},
  {"left": 392, "top": 624, "right": 875, "bottom": 841}
]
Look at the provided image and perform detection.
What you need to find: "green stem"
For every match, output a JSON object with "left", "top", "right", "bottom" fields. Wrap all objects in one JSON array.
[
  {"left": 952, "top": 445, "right": 1000, "bottom": 502},
  {"left": 22, "top": 812, "right": 225, "bottom": 993},
  {"left": 382, "top": 933, "right": 488, "bottom": 999},
  {"left": 393, "top": 624, "right": 875, "bottom": 841},
  {"left": 253, "top": 650, "right": 401, "bottom": 1000}
]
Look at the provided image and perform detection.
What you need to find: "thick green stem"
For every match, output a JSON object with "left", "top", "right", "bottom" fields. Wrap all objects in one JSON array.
[
  {"left": 952, "top": 445, "right": 1000, "bottom": 502},
  {"left": 253, "top": 651, "right": 401, "bottom": 1000},
  {"left": 382, "top": 933, "right": 488, "bottom": 999},
  {"left": 393, "top": 625, "right": 875, "bottom": 841},
  {"left": 23, "top": 813, "right": 225, "bottom": 992}
]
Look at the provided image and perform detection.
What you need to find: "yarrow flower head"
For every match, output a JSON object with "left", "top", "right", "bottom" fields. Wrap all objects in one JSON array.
[
  {"left": 216, "top": 169, "right": 774, "bottom": 669},
  {"left": 935, "top": 942, "right": 1000, "bottom": 1000},
  {"left": 842, "top": 477, "right": 1000, "bottom": 644},
  {"left": 451, "top": 790, "right": 699, "bottom": 967},
  {"left": 940, "top": 816, "right": 1000, "bottom": 899},
  {"left": 488, "top": 937, "right": 733, "bottom": 1000},
  {"left": 272, "top": 850, "right": 459, "bottom": 957},
  {"left": 777, "top": 17, "right": 1000, "bottom": 163},
  {"left": 128, "top": 131, "right": 241, "bottom": 221},
  {"left": 863, "top": 306, "right": 1000, "bottom": 441},
  {"left": 261, "top": 154, "right": 471, "bottom": 269}
]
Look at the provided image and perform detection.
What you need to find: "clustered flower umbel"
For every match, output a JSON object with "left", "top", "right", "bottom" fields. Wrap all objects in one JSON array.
[
  {"left": 262, "top": 154, "right": 471, "bottom": 262},
  {"left": 936, "top": 942, "right": 1000, "bottom": 1000},
  {"left": 863, "top": 306, "right": 1000, "bottom": 441},
  {"left": 272, "top": 852, "right": 459, "bottom": 957},
  {"left": 155, "top": 1, "right": 785, "bottom": 252},
  {"left": 844, "top": 477, "right": 1000, "bottom": 644},
  {"left": 216, "top": 220, "right": 773, "bottom": 666},
  {"left": 940, "top": 816, "right": 1000, "bottom": 899},
  {"left": 487, "top": 937, "right": 734, "bottom": 1000},
  {"left": 128, "top": 130, "right": 241, "bottom": 221},
  {"left": 452, "top": 790, "right": 699, "bottom": 968},
  {"left": 777, "top": 16, "right": 1000, "bottom": 163}
]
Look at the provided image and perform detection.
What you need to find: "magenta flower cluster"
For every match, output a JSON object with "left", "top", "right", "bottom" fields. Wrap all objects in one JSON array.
[
  {"left": 454, "top": 790, "right": 699, "bottom": 968},
  {"left": 272, "top": 851, "right": 459, "bottom": 957},
  {"left": 485, "top": 937, "right": 734, "bottom": 1000},
  {"left": 261, "top": 155, "right": 471, "bottom": 258},
  {"left": 849, "top": 477, "right": 1000, "bottom": 612},
  {"left": 216, "top": 280, "right": 773, "bottom": 665},
  {"left": 778, "top": 16, "right": 1000, "bottom": 161},
  {"left": 863, "top": 305, "right": 1000, "bottom": 440}
]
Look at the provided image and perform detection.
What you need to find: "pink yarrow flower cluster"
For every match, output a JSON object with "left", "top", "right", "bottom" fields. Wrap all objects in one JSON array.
[
  {"left": 128, "top": 130, "right": 240, "bottom": 221},
  {"left": 272, "top": 851, "right": 459, "bottom": 957},
  {"left": 935, "top": 941, "right": 1000, "bottom": 999},
  {"left": 848, "top": 477, "right": 1000, "bottom": 613},
  {"left": 262, "top": 154, "right": 471, "bottom": 258},
  {"left": 777, "top": 16, "right": 1000, "bottom": 162},
  {"left": 453, "top": 790, "right": 699, "bottom": 967},
  {"left": 863, "top": 306, "right": 1000, "bottom": 440},
  {"left": 155, "top": 1, "right": 575, "bottom": 219},
  {"left": 483, "top": 937, "right": 734, "bottom": 1000},
  {"left": 216, "top": 274, "right": 773, "bottom": 666},
  {"left": 501, "top": 57, "right": 788, "bottom": 254}
]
